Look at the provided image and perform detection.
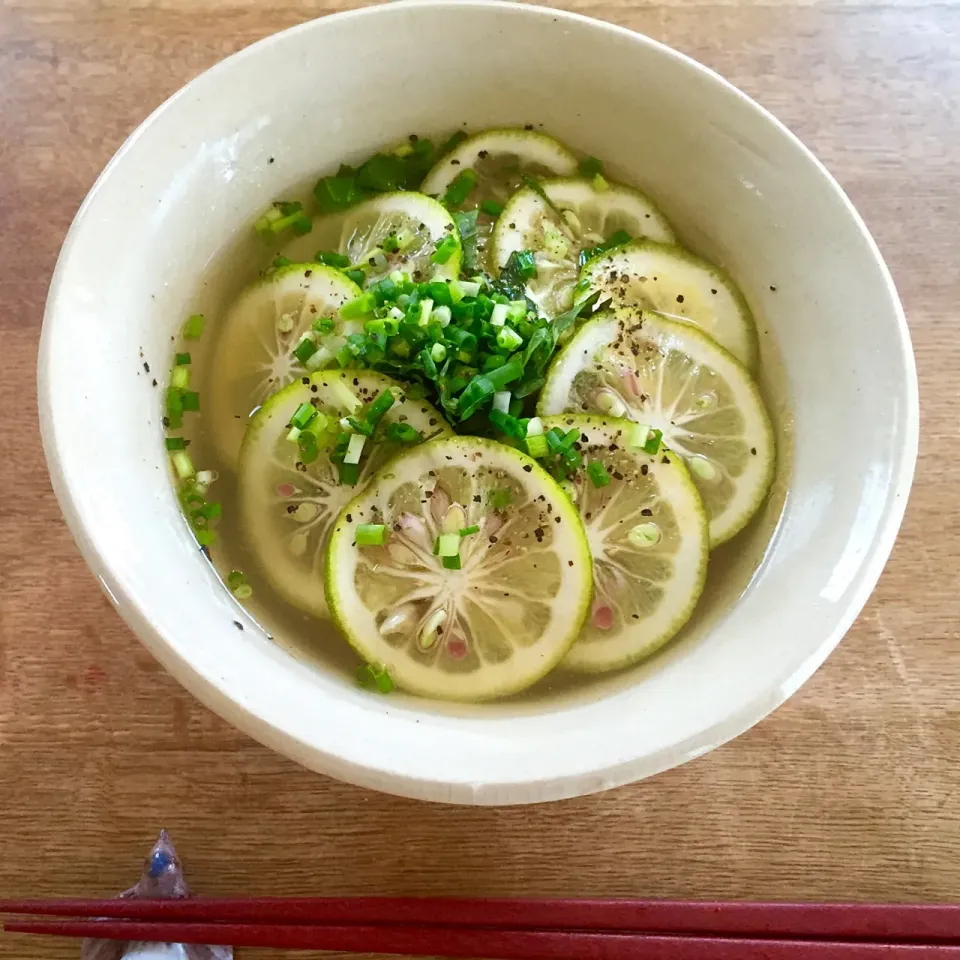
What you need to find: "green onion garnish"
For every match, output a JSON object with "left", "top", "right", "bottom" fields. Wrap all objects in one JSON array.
[
  {"left": 365, "top": 388, "right": 395, "bottom": 425},
  {"left": 175, "top": 352, "right": 191, "bottom": 366},
  {"left": 436, "top": 533, "right": 461, "bottom": 557},
  {"left": 344, "top": 268, "right": 365, "bottom": 287},
  {"left": 171, "top": 365, "right": 190, "bottom": 390},
  {"left": 480, "top": 199, "right": 504, "bottom": 216},
  {"left": 317, "top": 250, "right": 351, "bottom": 269},
  {"left": 293, "top": 337, "right": 318, "bottom": 364},
  {"left": 181, "top": 390, "right": 200, "bottom": 412},
  {"left": 431, "top": 233, "right": 459, "bottom": 265},
  {"left": 442, "top": 554, "right": 462, "bottom": 570},
  {"left": 356, "top": 523, "right": 388, "bottom": 547},
  {"left": 442, "top": 168, "right": 477, "bottom": 208},
  {"left": 340, "top": 292, "right": 377, "bottom": 320},
  {"left": 459, "top": 524, "right": 480, "bottom": 537},
  {"left": 357, "top": 662, "right": 394, "bottom": 693},
  {"left": 339, "top": 462, "right": 360, "bottom": 486},
  {"left": 526, "top": 434, "right": 549, "bottom": 458},
  {"left": 384, "top": 422, "right": 422, "bottom": 444},
  {"left": 165, "top": 436, "right": 186, "bottom": 451},
  {"left": 171, "top": 450, "right": 195, "bottom": 480},
  {"left": 182, "top": 314, "right": 206, "bottom": 339},
  {"left": 272, "top": 255, "right": 293, "bottom": 269},
  {"left": 430, "top": 342, "right": 447, "bottom": 363},
  {"left": 587, "top": 459, "right": 611, "bottom": 487},
  {"left": 496, "top": 326, "right": 523, "bottom": 351}
]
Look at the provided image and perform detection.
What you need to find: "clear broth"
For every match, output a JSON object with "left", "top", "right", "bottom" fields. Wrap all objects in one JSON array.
[{"left": 177, "top": 152, "right": 792, "bottom": 715}]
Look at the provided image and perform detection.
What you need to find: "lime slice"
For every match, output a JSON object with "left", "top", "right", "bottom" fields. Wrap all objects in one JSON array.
[
  {"left": 207, "top": 264, "right": 363, "bottom": 468},
  {"left": 581, "top": 240, "right": 758, "bottom": 369},
  {"left": 421, "top": 129, "right": 578, "bottom": 267},
  {"left": 324, "top": 436, "right": 592, "bottom": 701},
  {"left": 338, "top": 191, "right": 460, "bottom": 284},
  {"left": 538, "top": 309, "right": 774, "bottom": 546},
  {"left": 541, "top": 415, "right": 708, "bottom": 672},
  {"left": 238, "top": 371, "right": 452, "bottom": 620},
  {"left": 491, "top": 177, "right": 675, "bottom": 317}
]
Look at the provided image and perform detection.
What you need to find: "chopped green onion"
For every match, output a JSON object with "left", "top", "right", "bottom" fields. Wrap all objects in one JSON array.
[
  {"left": 344, "top": 432, "right": 366, "bottom": 464},
  {"left": 165, "top": 436, "right": 186, "bottom": 451},
  {"left": 448, "top": 279, "right": 465, "bottom": 303},
  {"left": 305, "top": 345, "right": 332, "bottom": 371},
  {"left": 356, "top": 523, "right": 388, "bottom": 547},
  {"left": 442, "top": 554, "right": 462, "bottom": 570},
  {"left": 578, "top": 156, "right": 604, "bottom": 178},
  {"left": 490, "top": 303, "right": 509, "bottom": 327},
  {"left": 340, "top": 292, "right": 377, "bottom": 319},
  {"left": 496, "top": 326, "right": 523, "bottom": 351},
  {"left": 627, "top": 422, "right": 662, "bottom": 454},
  {"left": 437, "top": 533, "right": 461, "bottom": 557},
  {"left": 365, "top": 388, "right": 395, "bottom": 425},
  {"left": 357, "top": 661, "right": 395, "bottom": 694},
  {"left": 175, "top": 352, "right": 191, "bottom": 366},
  {"left": 286, "top": 425, "right": 301, "bottom": 443},
  {"left": 526, "top": 417, "right": 544, "bottom": 436},
  {"left": 487, "top": 488, "right": 512, "bottom": 509},
  {"left": 430, "top": 342, "right": 447, "bottom": 363},
  {"left": 442, "top": 168, "right": 477, "bottom": 208},
  {"left": 431, "top": 305, "right": 452, "bottom": 327},
  {"left": 596, "top": 390, "right": 626, "bottom": 417},
  {"left": 418, "top": 298, "right": 434, "bottom": 326},
  {"left": 460, "top": 280, "right": 482, "bottom": 298},
  {"left": 480, "top": 199, "right": 504, "bottom": 216},
  {"left": 181, "top": 391, "right": 200, "bottom": 412},
  {"left": 344, "top": 268, "right": 365, "bottom": 287},
  {"left": 587, "top": 459, "right": 611, "bottom": 487},
  {"left": 492, "top": 390, "right": 511, "bottom": 414},
  {"left": 171, "top": 365, "right": 190, "bottom": 390},
  {"left": 293, "top": 336, "right": 318, "bottom": 364},
  {"left": 317, "top": 250, "right": 351, "bottom": 268},
  {"left": 384, "top": 422, "right": 422, "bottom": 444},
  {"left": 485, "top": 357, "right": 524, "bottom": 390},
  {"left": 290, "top": 402, "right": 317, "bottom": 430},
  {"left": 526, "top": 434, "right": 549, "bottom": 458},
  {"left": 339, "top": 462, "right": 360, "bottom": 485},
  {"left": 233, "top": 583, "right": 253, "bottom": 600},
  {"left": 171, "top": 450, "right": 195, "bottom": 480},
  {"left": 592, "top": 173, "right": 609, "bottom": 192},
  {"left": 182, "top": 314, "right": 206, "bottom": 339},
  {"left": 272, "top": 255, "right": 292, "bottom": 269},
  {"left": 313, "top": 316, "right": 336, "bottom": 335},
  {"left": 432, "top": 233, "right": 459, "bottom": 264},
  {"left": 459, "top": 524, "right": 480, "bottom": 537}
]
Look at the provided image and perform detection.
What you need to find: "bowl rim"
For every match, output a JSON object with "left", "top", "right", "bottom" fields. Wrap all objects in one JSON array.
[{"left": 39, "top": 0, "right": 919, "bottom": 804}]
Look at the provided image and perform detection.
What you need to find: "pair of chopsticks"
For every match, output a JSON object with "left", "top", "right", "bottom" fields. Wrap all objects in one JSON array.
[{"left": 3, "top": 897, "right": 960, "bottom": 957}]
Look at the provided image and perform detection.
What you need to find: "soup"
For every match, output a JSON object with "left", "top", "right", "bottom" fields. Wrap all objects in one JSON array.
[{"left": 163, "top": 127, "right": 788, "bottom": 704}]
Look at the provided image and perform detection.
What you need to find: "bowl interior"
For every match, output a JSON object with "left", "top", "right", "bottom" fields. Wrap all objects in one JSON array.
[{"left": 40, "top": 0, "right": 916, "bottom": 803}]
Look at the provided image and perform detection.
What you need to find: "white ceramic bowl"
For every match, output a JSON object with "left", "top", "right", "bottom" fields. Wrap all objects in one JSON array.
[{"left": 39, "top": 0, "right": 918, "bottom": 804}]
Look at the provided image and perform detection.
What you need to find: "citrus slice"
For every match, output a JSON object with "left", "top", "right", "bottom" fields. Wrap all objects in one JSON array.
[
  {"left": 491, "top": 177, "right": 675, "bottom": 318},
  {"left": 207, "top": 264, "right": 363, "bottom": 468},
  {"left": 538, "top": 309, "right": 774, "bottom": 546},
  {"left": 540, "top": 415, "right": 708, "bottom": 672},
  {"left": 581, "top": 240, "right": 758, "bottom": 368},
  {"left": 324, "top": 436, "right": 592, "bottom": 701},
  {"left": 238, "top": 371, "right": 451, "bottom": 620},
  {"left": 338, "top": 191, "right": 460, "bottom": 284},
  {"left": 420, "top": 129, "right": 578, "bottom": 268}
]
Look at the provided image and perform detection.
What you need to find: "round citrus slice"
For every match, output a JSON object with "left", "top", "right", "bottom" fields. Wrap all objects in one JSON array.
[
  {"left": 538, "top": 309, "right": 774, "bottom": 546},
  {"left": 421, "top": 129, "right": 578, "bottom": 269},
  {"left": 491, "top": 177, "right": 675, "bottom": 317},
  {"left": 540, "top": 415, "right": 708, "bottom": 672},
  {"left": 206, "top": 264, "right": 362, "bottom": 468},
  {"left": 324, "top": 436, "right": 592, "bottom": 701},
  {"left": 238, "top": 371, "right": 451, "bottom": 620},
  {"left": 581, "top": 240, "right": 758, "bottom": 368},
  {"left": 338, "top": 191, "right": 460, "bottom": 284}
]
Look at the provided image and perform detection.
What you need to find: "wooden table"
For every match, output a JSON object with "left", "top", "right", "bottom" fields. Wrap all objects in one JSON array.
[{"left": 1, "top": 0, "right": 957, "bottom": 955}]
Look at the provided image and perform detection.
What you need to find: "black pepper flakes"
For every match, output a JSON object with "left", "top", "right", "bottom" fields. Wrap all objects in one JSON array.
[
  {"left": 142, "top": 361, "right": 150, "bottom": 373},
  {"left": 641, "top": 464, "right": 649, "bottom": 476},
  {"left": 523, "top": 465, "right": 532, "bottom": 473},
  {"left": 233, "top": 621, "right": 244, "bottom": 630},
  {"left": 641, "top": 508, "right": 653, "bottom": 516}
]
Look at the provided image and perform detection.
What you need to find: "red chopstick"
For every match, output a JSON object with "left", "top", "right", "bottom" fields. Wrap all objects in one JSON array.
[
  {"left": 2, "top": 898, "right": 960, "bottom": 942},
  {"left": 5, "top": 920, "right": 960, "bottom": 957}
]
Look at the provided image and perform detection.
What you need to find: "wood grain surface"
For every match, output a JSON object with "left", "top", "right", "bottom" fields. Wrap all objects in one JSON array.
[{"left": 1, "top": 0, "right": 958, "bottom": 957}]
